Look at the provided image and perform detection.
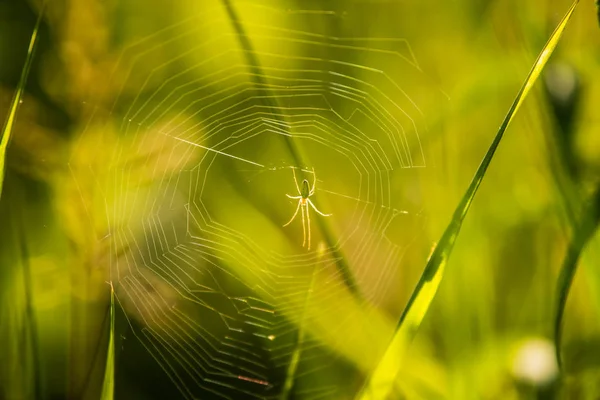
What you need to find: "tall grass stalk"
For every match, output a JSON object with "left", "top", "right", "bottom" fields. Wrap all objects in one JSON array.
[
  {"left": 100, "top": 283, "right": 116, "bottom": 400},
  {"left": 358, "top": 1, "right": 580, "bottom": 398},
  {"left": 221, "top": 0, "right": 362, "bottom": 300},
  {"left": 0, "top": 5, "right": 44, "bottom": 199},
  {"left": 554, "top": 186, "right": 600, "bottom": 367},
  {"left": 280, "top": 258, "right": 319, "bottom": 399}
]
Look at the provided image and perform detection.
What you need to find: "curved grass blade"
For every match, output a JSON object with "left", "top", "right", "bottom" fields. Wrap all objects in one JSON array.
[
  {"left": 555, "top": 186, "right": 600, "bottom": 368},
  {"left": 280, "top": 259, "right": 319, "bottom": 399},
  {"left": 221, "top": 0, "right": 362, "bottom": 299},
  {"left": 0, "top": 5, "right": 44, "bottom": 199},
  {"left": 358, "top": 2, "right": 579, "bottom": 398},
  {"left": 100, "top": 283, "right": 116, "bottom": 400}
]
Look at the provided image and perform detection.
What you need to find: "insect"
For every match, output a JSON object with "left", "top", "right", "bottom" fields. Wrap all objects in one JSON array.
[{"left": 283, "top": 167, "right": 331, "bottom": 250}]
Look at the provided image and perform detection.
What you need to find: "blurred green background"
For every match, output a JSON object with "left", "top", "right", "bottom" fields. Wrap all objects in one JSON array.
[{"left": 1, "top": 0, "right": 599, "bottom": 399}]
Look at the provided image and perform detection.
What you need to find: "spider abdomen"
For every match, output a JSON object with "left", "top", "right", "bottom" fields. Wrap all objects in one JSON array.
[{"left": 301, "top": 179, "right": 310, "bottom": 199}]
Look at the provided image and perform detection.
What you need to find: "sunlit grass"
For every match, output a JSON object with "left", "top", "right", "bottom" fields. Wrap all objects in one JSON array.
[
  {"left": 0, "top": 5, "right": 43, "bottom": 199},
  {"left": 359, "top": 2, "right": 579, "bottom": 398},
  {"left": 100, "top": 283, "right": 115, "bottom": 400}
]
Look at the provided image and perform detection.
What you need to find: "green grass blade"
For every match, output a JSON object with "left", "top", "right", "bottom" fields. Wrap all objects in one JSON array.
[
  {"left": 358, "top": 2, "right": 579, "bottom": 398},
  {"left": 100, "top": 284, "right": 115, "bottom": 400},
  {"left": 0, "top": 6, "right": 44, "bottom": 199},
  {"left": 280, "top": 261, "right": 319, "bottom": 399},
  {"left": 555, "top": 186, "right": 600, "bottom": 368},
  {"left": 221, "top": 0, "right": 362, "bottom": 300}
]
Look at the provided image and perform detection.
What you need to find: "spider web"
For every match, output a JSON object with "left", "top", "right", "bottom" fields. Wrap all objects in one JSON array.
[{"left": 71, "top": 1, "right": 441, "bottom": 398}]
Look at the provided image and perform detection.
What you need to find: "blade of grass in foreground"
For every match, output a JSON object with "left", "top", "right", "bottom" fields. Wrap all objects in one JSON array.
[
  {"left": 0, "top": 6, "right": 44, "bottom": 199},
  {"left": 100, "top": 283, "right": 115, "bottom": 400},
  {"left": 554, "top": 186, "right": 600, "bottom": 368},
  {"left": 358, "top": 2, "right": 579, "bottom": 399}
]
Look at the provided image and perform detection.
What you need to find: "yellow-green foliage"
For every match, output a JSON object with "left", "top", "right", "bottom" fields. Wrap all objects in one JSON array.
[{"left": 1, "top": 0, "right": 598, "bottom": 399}]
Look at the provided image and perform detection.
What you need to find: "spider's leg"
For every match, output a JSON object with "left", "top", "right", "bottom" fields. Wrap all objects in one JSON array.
[
  {"left": 306, "top": 203, "right": 311, "bottom": 250},
  {"left": 286, "top": 194, "right": 302, "bottom": 199},
  {"left": 310, "top": 167, "right": 316, "bottom": 195},
  {"left": 301, "top": 204, "right": 307, "bottom": 247},
  {"left": 291, "top": 167, "right": 301, "bottom": 194},
  {"left": 307, "top": 198, "right": 332, "bottom": 217},
  {"left": 283, "top": 200, "right": 301, "bottom": 227}
]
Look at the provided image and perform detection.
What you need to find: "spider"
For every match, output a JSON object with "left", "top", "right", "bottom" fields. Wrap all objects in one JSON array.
[{"left": 283, "top": 167, "right": 331, "bottom": 250}]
